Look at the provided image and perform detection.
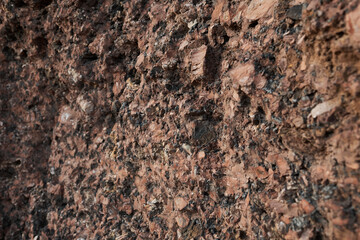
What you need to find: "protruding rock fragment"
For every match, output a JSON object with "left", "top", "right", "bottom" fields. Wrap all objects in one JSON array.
[
  {"left": 276, "top": 156, "right": 290, "bottom": 176},
  {"left": 77, "top": 96, "right": 94, "bottom": 114},
  {"left": 229, "top": 63, "right": 255, "bottom": 89},
  {"left": 176, "top": 213, "right": 189, "bottom": 228},
  {"left": 189, "top": 45, "right": 208, "bottom": 81},
  {"left": 287, "top": 5, "right": 303, "bottom": 20},
  {"left": 68, "top": 68, "right": 82, "bottom": 84},
  {"left": 88, "top": 33, "right": 112, "bottom": 56},
  {"left": 255, "top": 166, "right": 268, "bottom": 179},
  {"left": 174, "top": 197, "right": 188, "bottom": 210},
  {"left": 59, "top": 106, "right": 77, "bottom": 125},
  {"left": 300, "top": 199, "right": 315, "bottom": 214},
  {"left": 211, "top": 0, "right": 225, "bottom": 22},
  {"left": 245, "top": 0, "right": 277, "bottom": 20},
  {"left": 309, "top": 97, "right": 341, "bottom": 118},
  {"left": 197, "top": 151, "right": 205, "bottom": 159},
  {"left": 181, "top": 143, "right": 192, "bottom": 155},
  {"left": 186, "top": 45, "right": 219, "bottom": 83}
]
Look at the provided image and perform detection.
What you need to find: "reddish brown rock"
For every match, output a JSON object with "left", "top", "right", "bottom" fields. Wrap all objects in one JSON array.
[
  {"left": 174, "top": 197, "right": 188, "bottom": 210},
  {"left": 309, "top": 96, "right": 342, "bottom": 118},
  {"left": 1, "top": 0, "right": 360, "bottom": 239},
  {"left": 229, "top": 63, "right": 255, "bottom": 89},
  {"left": 245, "top": 0, "right": 277, "bottom": 20},
  {"left": 346, "top": 4, "right": 360, "bottom": 48},
  {"left": 276, "top": 155, "right": 290, "bottom": 176},
  {"left": 188, "top": 45, "right": 208, "bottom": 81},
  {"left": 175, "top": 213, "right": 190, "bottom": 228},
  {"left": 300, "top": 199, "right": 315, "bottom": 214}
]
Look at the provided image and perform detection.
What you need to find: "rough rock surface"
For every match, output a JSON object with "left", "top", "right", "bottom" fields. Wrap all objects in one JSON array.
[{"left": 1, "top": 0, "right": 360, "bottom": 239}]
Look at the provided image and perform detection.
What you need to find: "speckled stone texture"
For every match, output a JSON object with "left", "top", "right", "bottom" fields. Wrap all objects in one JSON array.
[{"left": 1, "top": 0, "right": 360, "bottom": 239}]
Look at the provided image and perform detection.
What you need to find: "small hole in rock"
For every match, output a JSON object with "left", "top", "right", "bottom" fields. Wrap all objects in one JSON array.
[
  {"left": 239, "top": 230, "right": 248, "bottom": 239},
  {"left": 14, "top": 159, "right": 22, "bottom": 166},
  {"left": 249, "top": 20, "right": 258, "bottom": 28}
]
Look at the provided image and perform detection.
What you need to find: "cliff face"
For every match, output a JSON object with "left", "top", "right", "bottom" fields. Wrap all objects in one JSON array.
[{"left": 1, "top": 0, "right": 360, "bottom": 239}]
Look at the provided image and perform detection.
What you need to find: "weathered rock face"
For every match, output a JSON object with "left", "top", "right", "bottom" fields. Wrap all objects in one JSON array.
[{"left": 1, "top": 0, "right": 360, "bottom": 239}]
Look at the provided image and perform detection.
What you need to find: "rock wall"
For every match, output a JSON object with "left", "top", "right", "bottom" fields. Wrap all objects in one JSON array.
[{"left": 1, "top": 0, "right": 360, "bottom": 239}]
